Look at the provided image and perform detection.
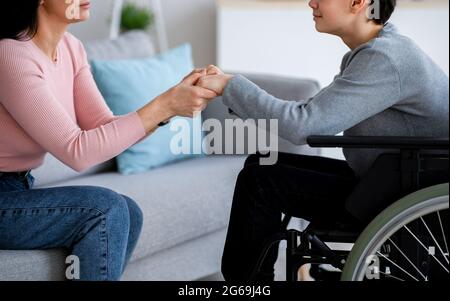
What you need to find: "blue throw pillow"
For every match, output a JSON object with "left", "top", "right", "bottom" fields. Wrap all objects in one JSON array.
[{"left": 91, "top": 44, "right": 203, "bottom": 175}]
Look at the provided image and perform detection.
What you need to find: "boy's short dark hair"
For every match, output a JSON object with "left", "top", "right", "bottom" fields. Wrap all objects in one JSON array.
[{"left": 371, "top": 0, "right": 397, "bottom": 25}]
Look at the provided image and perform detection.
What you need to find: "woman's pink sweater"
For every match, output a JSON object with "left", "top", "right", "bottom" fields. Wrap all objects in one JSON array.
[{"left": 0, "top": 33, "right": 146, "bottom": 172}]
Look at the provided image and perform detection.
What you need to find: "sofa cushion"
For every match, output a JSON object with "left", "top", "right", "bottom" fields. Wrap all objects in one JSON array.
[
  {"left": 83, "top": 30, "right": 156, "bottom": 61},
  {"left": 32, "top": 154, "right": 115, "bottom": 188},
  {"left": 36, "top": 155, "right": 246, "bottom": 262},
  {"left": 0, "top": 249, "right": 66, "bottom": 281}
]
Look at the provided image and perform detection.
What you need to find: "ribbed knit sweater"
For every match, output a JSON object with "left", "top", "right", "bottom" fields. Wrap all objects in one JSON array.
[{"left": 0, "top": 32, "right": 146, "bottom": 172}]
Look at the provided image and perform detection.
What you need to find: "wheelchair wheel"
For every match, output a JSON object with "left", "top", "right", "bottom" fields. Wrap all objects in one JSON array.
[{"left": 341, "top": 183, "right": 449, "bottom": 281}]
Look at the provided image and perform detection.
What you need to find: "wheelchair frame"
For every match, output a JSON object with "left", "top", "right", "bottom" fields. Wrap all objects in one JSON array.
[{"left": 251, "top": 135, "right": 449, "bottom": 282}]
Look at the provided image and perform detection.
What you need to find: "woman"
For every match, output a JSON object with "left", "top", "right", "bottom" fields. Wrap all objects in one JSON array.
[
  {"left": 0, "top": 1, "right": 217, "bottom": 280},
  {"left": 198, "top": 0, "right": 449, "bottom": 281}
]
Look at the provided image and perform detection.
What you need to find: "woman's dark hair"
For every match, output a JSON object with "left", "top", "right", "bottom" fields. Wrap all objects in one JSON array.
[
  {"left": 371, "top": 0, "right": 397, "bottom": 25},
  {"left": 0, "top": 1, "right": 40, "bottom": 41}
]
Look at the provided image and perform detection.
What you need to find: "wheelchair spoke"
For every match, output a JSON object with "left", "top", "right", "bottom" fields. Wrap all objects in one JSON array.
[
  {"left": 379, "top": 270, "right": 405, "bottom": 281},
  {"left": 404, "top": 225, "right": 449, "bottom": 273},
  {"left": 437, "top": 211, "right": 449, "bottom": 257},
  {"left": 376, "top": 251, "right": 419, "bottom": 281},
  {"left": 343, "top": 191, "right": 449, "bottom": 282},
  {"left": 387, "top": 238, "right": 427, "bottom": 281},
  {"left": 420, "top": 217, "right": 449, "bottom": 265}
]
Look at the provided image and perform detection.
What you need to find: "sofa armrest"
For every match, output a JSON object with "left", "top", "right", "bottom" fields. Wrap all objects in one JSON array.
[
  {"left": 239, "top": 72, "right": 321, "bottom": 101},
  {"left": 226, "top": 72, "right": 321, "bottom": 117}
]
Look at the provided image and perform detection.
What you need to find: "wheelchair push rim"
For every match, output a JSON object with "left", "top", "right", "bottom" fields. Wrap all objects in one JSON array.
[{"left": 341, "top": 183, "right": 449, "bottom": 281}]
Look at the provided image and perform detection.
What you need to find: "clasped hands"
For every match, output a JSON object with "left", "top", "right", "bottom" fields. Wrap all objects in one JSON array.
[
  {"left": 161, "top": 65, "right": 233, "bottom": 119},
  {"left": 187, "top": 64, "right": 233, "bottom": 114},
  {"left": 195, "top": 65, "right": 234, "bottom": 96},
  {"left": 137, "top": 65, "right": 233, "bottom": 134}
]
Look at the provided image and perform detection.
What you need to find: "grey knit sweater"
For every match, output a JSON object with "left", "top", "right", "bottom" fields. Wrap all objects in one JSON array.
[{"left": 222, "top": 23, "right": 449, "bottom": 176}]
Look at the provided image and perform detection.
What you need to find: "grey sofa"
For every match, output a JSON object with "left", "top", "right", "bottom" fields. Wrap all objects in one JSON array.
[{"left": 0, "top": 31, "right": 320, "bottom": 281}]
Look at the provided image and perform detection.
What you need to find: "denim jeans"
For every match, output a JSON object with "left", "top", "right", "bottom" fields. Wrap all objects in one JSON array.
[
  {"left": 0, "top": 172, "right": 143, "bottom": 281},
  {"left": 221, "top": 153, "right": 362, "bottom": 281}
]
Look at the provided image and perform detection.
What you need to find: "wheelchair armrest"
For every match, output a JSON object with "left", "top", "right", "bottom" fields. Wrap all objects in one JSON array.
[{"left": 307, "top": 136, "right": 450, "bottom": 150}]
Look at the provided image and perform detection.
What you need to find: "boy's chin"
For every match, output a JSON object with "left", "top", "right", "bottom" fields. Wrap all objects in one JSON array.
[
  {"left": 314, "top": 24, "right": 335, "bottom": 35},
  {"left": 315, "top": 25, "right": 325, "bottom": 33}
]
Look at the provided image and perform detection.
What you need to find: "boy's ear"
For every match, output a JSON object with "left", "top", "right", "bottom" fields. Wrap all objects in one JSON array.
[{"left": 350, "top": 0, "right": 368, "bottom": 14}]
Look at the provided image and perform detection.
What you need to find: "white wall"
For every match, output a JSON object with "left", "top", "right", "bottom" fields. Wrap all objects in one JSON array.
[{"left": 69, "top": 0, "right": 217, "bottom": 68}]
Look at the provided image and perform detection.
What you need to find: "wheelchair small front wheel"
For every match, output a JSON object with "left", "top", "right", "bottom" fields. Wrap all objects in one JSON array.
[{"left": 341, "top": 183, "right": 449, "bottom": 281}]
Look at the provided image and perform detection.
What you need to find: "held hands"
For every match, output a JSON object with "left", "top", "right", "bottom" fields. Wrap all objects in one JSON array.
[
  {"left": 161, "top": 65, "right": 233, "bottom": 119},
  {"left": 160, "top": 68, "right": 218, "bottom": 118},
  {"left": 138, "top": 66, "right": 232, "bottom": 134},
  {"left": 196, "top": 65, "right": 234, "bottom": 96}
]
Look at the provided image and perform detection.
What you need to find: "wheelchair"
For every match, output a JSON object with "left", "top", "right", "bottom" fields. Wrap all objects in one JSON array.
[{"left": 252, "top": 135, "right": 449, "bottom": 281}]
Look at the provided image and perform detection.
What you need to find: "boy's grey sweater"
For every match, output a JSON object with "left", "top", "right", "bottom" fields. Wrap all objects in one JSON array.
[{"left": 222, "top": 23, "right": 449, "bottom": 176}]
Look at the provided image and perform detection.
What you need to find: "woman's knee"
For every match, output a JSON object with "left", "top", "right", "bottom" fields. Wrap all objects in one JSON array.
[
  {"left": 120, "top": 195, "right": 144, "bottom": 231},
  {"left": 73, "top": 186, "right": 130, "bottom": 221}
]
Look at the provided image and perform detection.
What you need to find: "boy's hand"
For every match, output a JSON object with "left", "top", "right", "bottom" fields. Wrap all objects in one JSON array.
[
  {"left": 196, "top": 74, "right": 234, "bottom": 96},
  {"left": 206, "top": 65, "right": 224, "bottom": 76}
]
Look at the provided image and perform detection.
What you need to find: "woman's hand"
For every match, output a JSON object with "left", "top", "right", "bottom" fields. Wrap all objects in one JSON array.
[
  {"left": 137, "top": 69, "right": 218, "bottom": 134},
  {"left": 197, "top": 65, "right": 234, "bottom": 95},
  {"left": 161, "top": 69, "right": 218, "bottom": 117}
]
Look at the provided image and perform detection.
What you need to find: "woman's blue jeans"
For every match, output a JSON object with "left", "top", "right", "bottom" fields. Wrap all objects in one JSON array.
[{"left": 0, "top": 172, "right": 143, "bottom": 281}]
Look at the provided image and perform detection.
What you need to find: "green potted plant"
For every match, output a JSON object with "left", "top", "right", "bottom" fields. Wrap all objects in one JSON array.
[{"left": 120, "top": 2, "right": 154, "bottom": 32}]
